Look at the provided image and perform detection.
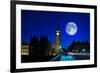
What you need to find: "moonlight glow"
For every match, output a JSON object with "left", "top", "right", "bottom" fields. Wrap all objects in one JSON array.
[{"left": 66, "top": 22, "right": 77, "bottom": 36}]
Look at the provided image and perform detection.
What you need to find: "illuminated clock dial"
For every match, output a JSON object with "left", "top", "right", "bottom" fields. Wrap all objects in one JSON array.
[{"left": 56, "top": 32, "right": 59, "bottom": 35}]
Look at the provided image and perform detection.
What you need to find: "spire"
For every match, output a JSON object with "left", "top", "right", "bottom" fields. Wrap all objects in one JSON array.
[
  {"left": 56, "top": 25, "right": 60, "bottom": 30},
  {"left": 56, "top": 25, "right": 60, "bottom": 32}
]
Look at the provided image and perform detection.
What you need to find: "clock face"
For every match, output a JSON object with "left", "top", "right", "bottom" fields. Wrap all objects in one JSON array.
[{"left": 56, "top": 32, "right": 59, "bottom": 35}]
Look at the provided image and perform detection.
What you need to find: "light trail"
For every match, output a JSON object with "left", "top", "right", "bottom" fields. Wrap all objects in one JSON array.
[{"left": 68, "top": 52, "right": 90, "bottom": 56}]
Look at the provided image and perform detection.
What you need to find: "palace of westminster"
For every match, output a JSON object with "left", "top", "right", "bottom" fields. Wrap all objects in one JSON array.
[{"left": 21, "top": 26, "right": 61, "bottom": 56}]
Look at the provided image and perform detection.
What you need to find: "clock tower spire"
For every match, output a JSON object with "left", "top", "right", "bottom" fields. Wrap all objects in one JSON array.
[{"left": 55, "top": 25, "right": 60, "bottom": 55}]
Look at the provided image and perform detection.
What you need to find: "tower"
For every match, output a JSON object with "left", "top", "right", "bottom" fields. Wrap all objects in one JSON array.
[{"left": 55, "top": 25, "right": 60, "bottom": 55}]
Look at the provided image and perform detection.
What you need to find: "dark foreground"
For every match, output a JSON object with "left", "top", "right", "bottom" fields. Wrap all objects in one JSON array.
[{"left": 21, "top": 55, "right": 55, "bottom": 63}]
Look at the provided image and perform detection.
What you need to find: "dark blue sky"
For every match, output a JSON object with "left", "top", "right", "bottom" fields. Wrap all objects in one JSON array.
[{"left": 21, "top": 10, "right": 90, "bottom": 48}]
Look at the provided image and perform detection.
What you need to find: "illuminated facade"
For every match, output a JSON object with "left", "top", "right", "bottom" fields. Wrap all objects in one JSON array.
[
  {"left": 55, "top": 26, "right": 61, "bottom": 55},
  {"left": 21, "top": 44, "right": 29, "bottom": 55}
]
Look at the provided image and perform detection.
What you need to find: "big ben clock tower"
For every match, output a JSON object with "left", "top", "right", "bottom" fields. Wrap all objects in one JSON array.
[{"left": 55, "top": 26, "right": 60, "bottom": 55}]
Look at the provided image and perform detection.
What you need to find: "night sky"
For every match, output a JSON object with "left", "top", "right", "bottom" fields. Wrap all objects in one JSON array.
[{"left": 21, "top": 10, "right": 90, "bottom": 48}]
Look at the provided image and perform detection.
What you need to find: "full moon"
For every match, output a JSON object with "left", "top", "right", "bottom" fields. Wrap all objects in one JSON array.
[{"left": 65, "top": 22, "right": 77, "bottom": 36}]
